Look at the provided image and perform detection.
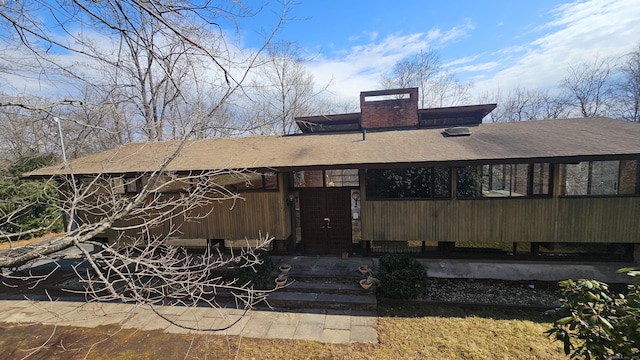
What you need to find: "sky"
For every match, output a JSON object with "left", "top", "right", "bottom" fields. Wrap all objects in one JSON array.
[{"left": 241, "top": 0, "right": 640, "bottom": 104}]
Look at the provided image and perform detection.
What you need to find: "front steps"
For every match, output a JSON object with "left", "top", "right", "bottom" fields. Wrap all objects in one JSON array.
[{"left": 264, "top": 256, "right": 377, "bottom": 311}]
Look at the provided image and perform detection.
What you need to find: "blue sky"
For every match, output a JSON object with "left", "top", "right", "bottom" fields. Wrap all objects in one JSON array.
[{"left": 241, "top": 0, "right": 640, "bottom": 103}]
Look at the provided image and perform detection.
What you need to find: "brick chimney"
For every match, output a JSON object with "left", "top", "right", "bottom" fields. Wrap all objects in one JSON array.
[{"left": 360, "top": 88, "right": 419, "bottom": 130}]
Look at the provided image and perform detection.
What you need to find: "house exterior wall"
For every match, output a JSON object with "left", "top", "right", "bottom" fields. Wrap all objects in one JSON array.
[
  {"left": 555, "top": 197, "right": 640, "bottom": 243},
  {"left": 360, "top": 197, "right": 640, "bottom": 244},
  {"left": 361, "top": 198, "right": 555, "bottom": 243},
  {"left": 176, "top": 191, "right": 290, "bottom": 240},
  {"left": 95, "top": 173, "right": 292, "bottom": 245}
]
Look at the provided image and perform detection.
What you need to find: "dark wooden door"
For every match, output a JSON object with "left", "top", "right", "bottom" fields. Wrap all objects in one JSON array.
[{"left": 299, "top": 188, "right": 352, "bottom": 255}]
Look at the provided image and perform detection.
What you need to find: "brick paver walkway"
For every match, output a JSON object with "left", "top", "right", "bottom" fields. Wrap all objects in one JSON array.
[{"left": 0, "top": 296, "right": 377, "bottom": 344}]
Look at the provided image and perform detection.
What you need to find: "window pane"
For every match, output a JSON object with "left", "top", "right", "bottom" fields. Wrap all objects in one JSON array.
[
  {"left": 512, "top": 164, "right": 529, "bottom": 196},
  {"left": 293, "top": 170, "right": 323, "bottom": 188},
  {"left": 563, "top": 161, "right": 624, "bottom": 196},
  {"left": 325, "top": 169, "right": 359, "bottom": 187},
  {"left": 264, "top": 173, "right": 278, "bottom": 190},
  {"left": 456, "top": 166, "right": 482, "bottom": 198},
  {"left": 111, "top": 177, "right": 125, "bottom": 194},
  {"left": 562, "top": 163, "right": 589, "bottom": 195},
  {"left": 366, "top": 167, "right": 448, "bottom": 199},
  {"left": 590, "top": 161, "right": 619, "bottom": 195},
  {"left": 482, "top": 164, "right": 528, "bottom": 197},
  {"left": 142, "top": 175, "right": 191, "bottom": 192},
  {"left": 433, "top": 167, "right": 451, "bottom": 198},
  {"left": 226, "top": 173, "right": 263, "bottom": 191},
  {"left": 532, "top": 163, "right": 551, "bottom": 195},
  {"left": 619, "top": 160, "right": 639, "bottom": 195},
  {"left": 124, "top": 178, "right": 139, "bottom": 193},
  {"left": 482, "top": 164, "right": 500, "bottom": 194}
]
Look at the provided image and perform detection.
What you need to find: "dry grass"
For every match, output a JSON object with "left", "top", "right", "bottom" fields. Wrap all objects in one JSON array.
[
  {"left": 0, "top": 232, "right": 59, "bottom": 250},
  {"left": 0, "top": 303, "right": 565, "bottom": 360},
  {"left": 371, "top": 303, "right": 564, "bottom": 360}
]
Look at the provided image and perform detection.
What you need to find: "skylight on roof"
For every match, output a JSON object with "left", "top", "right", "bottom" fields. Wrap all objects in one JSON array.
[{"left": 442, "top": 127, "right": 471, "bottom": 137}]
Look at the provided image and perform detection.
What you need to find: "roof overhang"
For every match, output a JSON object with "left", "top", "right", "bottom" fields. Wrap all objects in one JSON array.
[{"left": 24, "top": 118, "right": 640, "bottom": 178}]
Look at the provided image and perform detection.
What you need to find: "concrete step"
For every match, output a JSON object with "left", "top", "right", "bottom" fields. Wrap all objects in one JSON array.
[
  {"left": 271, "top": 269, "right": 375, "bottom": 284},
  {"left": 267, "top": 257, "right": 378, "bottom": 310},
  {"left": 263, "top": 278, "right": 378, "bottom": 310},
  {"left": 264, "top": 291, "right": 377, "bottom": 311},
  {"left": 278, "top": 279, "right": 373, "bottom": 295}
]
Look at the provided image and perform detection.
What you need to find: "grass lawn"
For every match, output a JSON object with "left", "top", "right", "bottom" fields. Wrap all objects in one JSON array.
[{"left": 0, "top": 302, "right": 565, "bottom": 360}]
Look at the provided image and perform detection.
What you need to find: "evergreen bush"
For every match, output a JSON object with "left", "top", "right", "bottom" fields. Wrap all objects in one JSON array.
[
  {"left": 378, "top": 253, "right": 428, "bottom": 299},
  {"left": 234, "top": 249, "right": 274, "bottom": 290},
  {"left": 0, "top": 154, "right": 63, "bottom": 240}
]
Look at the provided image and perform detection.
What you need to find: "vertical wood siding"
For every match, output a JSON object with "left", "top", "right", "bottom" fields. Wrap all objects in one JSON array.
[
  {"left": 556, "top": 197, "right": 640, "bottom": 243},
  {"left": 203, "top": 191, "right": 290, "bottom": 240},
  {"left": 94, "top": 189, "right": 290, "bottom": 243},
  {"left": 362, "top": 197, "right": 639, "bottom": 243}
]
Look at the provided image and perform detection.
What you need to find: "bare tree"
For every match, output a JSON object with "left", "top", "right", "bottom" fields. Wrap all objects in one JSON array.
[
  {"left": 614, "top": 44, "right": 640, "bottom": 122},
  {"left": 245, "top": 42, "right": 332, "bottom": 135},
  {"left": 0, "top": 1, "right": 280, "bottom": 143},
  {"left": 561, "top": 56, "right": 616, "bottom": 118},
  {"left": 382, "top": 49, "right": 472, "bottom": 108},
  {"left": 0, "top": 0, "right": 291, "bottom": 340},
  {"left": 479, "top": 87, "right": 569, "bottom": 122}
]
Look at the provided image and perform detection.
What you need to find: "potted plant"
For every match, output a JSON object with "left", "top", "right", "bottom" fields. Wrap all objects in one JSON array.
[
  {"left": 358, "top": 265, "right": 371, "bottom": 275},
  {"left": 359, "top": 276, "right": 379, "bottom": 290},
  {"left": 275, "top": 274, "right": 288, "bottom": 288},
  {"left": 279, "top": 264, "right": 292, "bottom": 274}
]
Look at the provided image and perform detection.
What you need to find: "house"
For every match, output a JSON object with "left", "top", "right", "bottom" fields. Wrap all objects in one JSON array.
[{"left": 26, "top": 88, "right": 640, "bottom": 262}]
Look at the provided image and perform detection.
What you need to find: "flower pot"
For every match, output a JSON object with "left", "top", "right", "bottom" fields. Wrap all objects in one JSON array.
[
  {"left": 359, "top": 278, "right": 372, "bottom": 290},
  {"left": 358, "top": 265, "right": 371, "bottom": 275},
  {"left": 275, "top": 275, "right": 287, "bottom": 288},
  {"left": 279, "top": 264, "right": 291, "bottom": 274}
]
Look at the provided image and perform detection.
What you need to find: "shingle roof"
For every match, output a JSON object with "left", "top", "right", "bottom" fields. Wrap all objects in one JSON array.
[{"left": 24, "top": 117, "right": 640, "bottom": 177}]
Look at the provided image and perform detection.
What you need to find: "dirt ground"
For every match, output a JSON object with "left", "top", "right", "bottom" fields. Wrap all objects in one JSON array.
[{"left": 0, "top": 323, "right": 239, "bottom": 360}]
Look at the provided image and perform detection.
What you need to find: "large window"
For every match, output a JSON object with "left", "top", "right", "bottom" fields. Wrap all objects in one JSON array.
[
  {"left": 293, "top": 169, "right": 359, "bottom": 188},
  {"left": 325, "top": 169, "right": 359, "bottom": 187},
  {"left": 561, "top": 160, "right": 640, "bottom": 196},
  {"left": 137, "top": 172, "right": 279, "bottom": 193},
  {"left": 366, "top": 167, "right": 451, "bottom": 199},
  {"left": 457, "top": 163, "right": 551, "bottom": 198},
  {"left": 227, "top": 172, "right": 278, "bottom": 192}
]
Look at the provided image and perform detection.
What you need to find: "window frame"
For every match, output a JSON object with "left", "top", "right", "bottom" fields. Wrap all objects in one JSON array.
[
  {"left": 560, "top": 159, "right": 640, "bottom": 197},
  {"left": 456, "top": 163, "right": 553, "bottom": 199}
]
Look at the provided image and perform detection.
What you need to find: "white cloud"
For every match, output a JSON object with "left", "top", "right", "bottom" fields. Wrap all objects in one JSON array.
[
  {"left": 307, "top": 33, "right": 429, "bottom": 103},
  {"left": 304, "top": 0, "right": 640, "bottom": 107},
  {"left": 444, "top": 54, "right": 482, "bottom": 68},
  {"left": 434, "top": 20, "right": 474, "bottom": 46},
  {"left": 365, "top": 31, "right": 379, "bottom": 42},
  {"left": 472, "top": 0, "right": 640, "bottom": 97},
  {"left": 306, "top": 22, "right": 475, "bottom": 106},
  {"left": 457, "top": 62, "right": 501, "bottom": 73}
]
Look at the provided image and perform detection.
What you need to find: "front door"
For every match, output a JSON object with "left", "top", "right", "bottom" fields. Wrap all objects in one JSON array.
[{"left": 299, "top": 188, "right": 352, "bottom": 255}]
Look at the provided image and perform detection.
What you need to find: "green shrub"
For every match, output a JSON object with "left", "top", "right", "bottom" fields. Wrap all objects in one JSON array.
[
  {"left": 378, "top": 253, "right": 428, "bottom": 299},
  {"left": 0, "top": 153, "right": 63, "bottom": 240},
  {"left": 546, "top": 268, "right": 640, "bottom": 359},
  {"left": 234, "top": 249, "right": 274, "bottom": 290}
]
